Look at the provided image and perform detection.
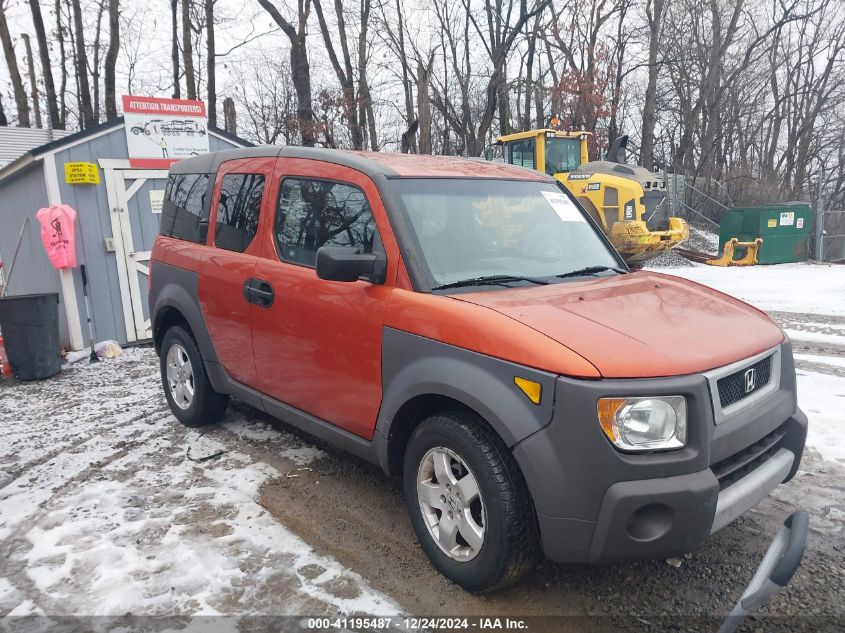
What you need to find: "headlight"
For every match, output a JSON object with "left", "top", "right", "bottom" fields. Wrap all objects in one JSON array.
[{"left": 597, "top": 396, "right": 687, "bottom": 452}]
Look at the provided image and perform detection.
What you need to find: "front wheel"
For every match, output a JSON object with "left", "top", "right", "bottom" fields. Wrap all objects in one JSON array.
[
  {"left": 160, "top": 326, "right": 229, "bottom": 427},
  {"left": 403, "top": 412, "right": 539, "bottom": 592}
]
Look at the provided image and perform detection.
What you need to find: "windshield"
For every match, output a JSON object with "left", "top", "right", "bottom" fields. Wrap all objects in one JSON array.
[
  {"left": 545, "top": 137, "right": 581, "bottom": 175},
  {"left": 393, "top": 179, "right": 621, "bottom": 289}
]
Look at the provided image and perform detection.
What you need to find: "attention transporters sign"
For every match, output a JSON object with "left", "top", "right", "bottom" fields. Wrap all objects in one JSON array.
[{"left": 122, "top": 96, "right": 209, "bottom": 168}]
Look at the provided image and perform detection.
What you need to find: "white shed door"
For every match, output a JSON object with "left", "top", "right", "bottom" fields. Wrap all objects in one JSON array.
[{"left": 104, "top": 167, "right": 169, "bottom": 343}]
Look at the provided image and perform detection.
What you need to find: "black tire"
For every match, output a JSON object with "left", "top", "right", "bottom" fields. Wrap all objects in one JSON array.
[
  {"left": 403, "top": 411, "right": 540, "bottom": 592},
  {"left": 160, "top": 325, "right": 229, "bottom": 427}
]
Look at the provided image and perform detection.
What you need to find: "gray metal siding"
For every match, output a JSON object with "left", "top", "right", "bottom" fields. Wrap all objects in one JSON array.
[
  {"left": 0, "top": 163, "right": 70, "bottom": 346},
  {"left": 53, "top": 127, "right": 133, "bottom": 345},
  {"left": 0, "top": 124, "right": 245, "bottom": 350},
  {"left": 50, "top": 127, "right": 244, "bottom": 346}
]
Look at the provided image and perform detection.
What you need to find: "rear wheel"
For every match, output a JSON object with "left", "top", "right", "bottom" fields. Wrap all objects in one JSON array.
[
  {"left": 403, "top": 411, "right": 539, "bottom": 592},
  {"left": 160, "top": 326, "right": 229, "bottom": 427}
]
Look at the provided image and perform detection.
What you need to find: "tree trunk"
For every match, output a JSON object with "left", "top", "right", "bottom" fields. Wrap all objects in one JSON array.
[
  {"left": 91, "top": 0, "right": 106, "bottom": 124},
  {"left": 395, "top": 0, "right": 416, "bottom": 152},
  {"left": 256, "top": 0, "right": 315, "bottom": 146},
  {"left": 0, "top": 3, "right": 31, "bottom": 126},
  {"left": 104, "top": 0, "right": 119, "bottom": 119},
  {"left": 312, "top": 0, "right": 362, "bottom": 149},
  {"left": 21, "top": 34, "right": 42, "bottom": 128},
  {"left": 182, "top": 0, "right": 196, "bottom": 99},
  {"left": 358, "top": 0, "right": 376, "bottom": 150},
  {"left": 640, "top": 0, "right": 665, "bottom": 168},
  {"left": 171, "top": 0, "right": 180, "bottom": 98},
  {"left": 29, "top": 0, "right": 60, "bottom": 128},
  {"left": 55, "top": 0, "right": 68, "bottom": 127},
  {"left": 223, "top": 96, "right": 236, "bottom": 134},
  {"left": 289, "top": 39, "right": 315, "bottom": 146},
  {"left": 70, "top": 0, "right": 95, "bottom": 128},
  {"left": 0, "top": 94, "right": 7, "bottom": 126},
  {"left": 416, "top": 58, "right": 432, "bottom": 154},
  {"left": 206, "top": 0, "right": 216, "bottom": 126}
]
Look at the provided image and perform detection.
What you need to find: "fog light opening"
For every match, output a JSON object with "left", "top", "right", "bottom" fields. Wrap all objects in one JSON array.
[{"left": 626, "top": 504, "right": 674, "bottom": 542}]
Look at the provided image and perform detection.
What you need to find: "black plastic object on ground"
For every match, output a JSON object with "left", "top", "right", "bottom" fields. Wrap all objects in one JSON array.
[{"left": 0, "top": 293, "right": 61, "bottom": 380}]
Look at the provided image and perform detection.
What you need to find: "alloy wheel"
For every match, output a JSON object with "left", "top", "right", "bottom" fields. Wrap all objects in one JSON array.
[{"left": 417, "top": 446, "right": 486, "bottom": 562}]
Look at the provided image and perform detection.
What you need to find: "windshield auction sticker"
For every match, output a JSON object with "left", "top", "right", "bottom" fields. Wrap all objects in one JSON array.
[{"left": 541, "top": 191, "right": 586, "bottom": 222}]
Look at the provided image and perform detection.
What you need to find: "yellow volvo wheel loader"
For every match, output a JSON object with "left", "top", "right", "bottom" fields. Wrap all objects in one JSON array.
[{"left": 486, "top": 128, "right": 689, "bottom": 263}]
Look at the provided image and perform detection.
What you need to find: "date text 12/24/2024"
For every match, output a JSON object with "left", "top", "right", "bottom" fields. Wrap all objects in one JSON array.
[{"left": 307, "top": 617, "right": 529, "bottom": 631}]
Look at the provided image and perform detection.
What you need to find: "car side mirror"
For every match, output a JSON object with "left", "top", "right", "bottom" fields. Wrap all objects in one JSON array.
[
  {"left": 316, "top": 246, "right": 387, "bottom": 284},
  {"left": 198, "top": 218, "right": 209, "bottom": 243}
]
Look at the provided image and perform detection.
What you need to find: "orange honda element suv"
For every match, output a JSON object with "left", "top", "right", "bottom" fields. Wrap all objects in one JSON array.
[{"left": 150, "top": 147, "right": 807, "bottom": 591}]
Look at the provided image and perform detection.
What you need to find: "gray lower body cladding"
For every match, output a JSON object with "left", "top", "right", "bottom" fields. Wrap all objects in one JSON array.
[
  {"left": 150, "top": 274, "right": 806, "bottom": 565},
  {"left": 514, "top": 341, "right": 806, "bottom": 564}
]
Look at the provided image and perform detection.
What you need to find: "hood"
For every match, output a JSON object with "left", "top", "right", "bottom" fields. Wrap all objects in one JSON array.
[{"left": 453, "top": 271, "right": 784, "bottom": 378}]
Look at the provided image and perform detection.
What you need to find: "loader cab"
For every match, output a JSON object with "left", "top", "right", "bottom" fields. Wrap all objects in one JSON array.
[{"left": 488, "top": 130, "right": 590, "bottom": 178}]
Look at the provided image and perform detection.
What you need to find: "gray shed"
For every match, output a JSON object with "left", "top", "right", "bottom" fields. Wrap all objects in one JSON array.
[{"left": 0, "top": 117, "right": 249, "bottom": 350}]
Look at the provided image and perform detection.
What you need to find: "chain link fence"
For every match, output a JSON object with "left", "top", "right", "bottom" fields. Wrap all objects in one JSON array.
[{"left": 815, "top": 208, "right": 845, "bottom": 263}]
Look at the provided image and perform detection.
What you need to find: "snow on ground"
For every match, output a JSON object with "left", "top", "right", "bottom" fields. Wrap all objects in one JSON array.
[
  {"left": 0, "top": 349, "right": 400, "bottom": 618},
  {"left": 784, "top": 329, "right": 845, "bottom": 347},
  {"left": 796, "top": 370, "right": 845, "bottom": 463},
  {"left": 794, "top": 353, "right": 845, "bottom": 369},
  {"left": 647, "top": 261, "right": 845, "bottom": 316}
]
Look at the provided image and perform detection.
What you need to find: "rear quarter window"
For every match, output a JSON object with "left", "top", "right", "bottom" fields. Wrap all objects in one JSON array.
[
  {"left": 160, "top": 174, "right": 210, "bottom": 243},
  {"left": 214, "top": 173, "right": 265, "bottom": 253}
]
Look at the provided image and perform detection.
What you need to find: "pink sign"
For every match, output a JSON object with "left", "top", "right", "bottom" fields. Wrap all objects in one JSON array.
[{"left": 36, "top": 204, "right": 78, "bottom": 269}]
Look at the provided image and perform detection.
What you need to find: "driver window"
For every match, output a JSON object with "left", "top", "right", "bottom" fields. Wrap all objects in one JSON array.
[{"left": 275, "top": 177, "right": 379, "bottom": 267}]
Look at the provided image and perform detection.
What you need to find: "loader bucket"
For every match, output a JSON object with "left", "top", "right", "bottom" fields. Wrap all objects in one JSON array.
[
  {"left": 705, "top": 238, "right": 763, "bottom": 267},
  {"left": 611, "top": 217, "right": 690, "bottom": 264}
]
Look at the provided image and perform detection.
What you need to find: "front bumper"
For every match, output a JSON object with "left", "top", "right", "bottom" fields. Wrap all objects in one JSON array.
[{"left": 513, "top": 341, "right": 807, "bottom": 564}]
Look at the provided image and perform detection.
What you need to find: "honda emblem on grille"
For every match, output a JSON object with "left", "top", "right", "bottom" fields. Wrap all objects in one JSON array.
[{"left": 744, "top": 368, "right": 756, "bottom": 393}]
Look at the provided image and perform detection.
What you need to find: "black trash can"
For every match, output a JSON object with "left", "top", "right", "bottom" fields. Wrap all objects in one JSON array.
[{"left": 0, "top": 293, "right": 62, "bottom": 380}]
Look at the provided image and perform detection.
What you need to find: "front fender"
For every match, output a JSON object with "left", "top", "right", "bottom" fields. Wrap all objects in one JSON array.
[{"left": 376, "top": 327, "right": 557, "bottom": 456}]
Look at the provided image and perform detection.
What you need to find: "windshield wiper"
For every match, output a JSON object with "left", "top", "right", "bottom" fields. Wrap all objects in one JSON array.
[
  {"left": 432, "top": 274, "right": 550, "bottom": 291},
  {"left": 555, "top": 265, "right": 628, "bottom": 280}
]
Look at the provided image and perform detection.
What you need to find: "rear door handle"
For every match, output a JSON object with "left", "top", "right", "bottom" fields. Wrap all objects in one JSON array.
[{"left": 242, "top": 278, "right": 275, "bottom": 308}]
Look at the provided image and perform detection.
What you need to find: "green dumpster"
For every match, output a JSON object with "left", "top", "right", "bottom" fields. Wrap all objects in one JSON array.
[{"left": 718, "top": 203, "right": 813, "bottom": 264}]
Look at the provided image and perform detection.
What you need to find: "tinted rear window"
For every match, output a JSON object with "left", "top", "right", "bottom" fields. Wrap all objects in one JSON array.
[
  {"left": 160, "top": 174, "right": 210, "bottom": 243},
  {"left": 215, "top": 173, "right": 265, "bottom": 253}
]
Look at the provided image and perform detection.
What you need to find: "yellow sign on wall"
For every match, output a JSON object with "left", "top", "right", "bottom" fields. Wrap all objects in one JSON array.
[{"left": 64, "top": 162, "right": 100, "bottom": 184}]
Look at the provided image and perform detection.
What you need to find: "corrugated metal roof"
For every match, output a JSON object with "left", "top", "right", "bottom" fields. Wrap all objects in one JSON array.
[{"left": 0, "top": 127, "right": 71, "bottom": 168}]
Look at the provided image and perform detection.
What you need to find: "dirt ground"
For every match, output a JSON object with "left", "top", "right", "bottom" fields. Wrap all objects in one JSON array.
[{"left": 1, "top": 310, "right": 844, "bottom": 632}]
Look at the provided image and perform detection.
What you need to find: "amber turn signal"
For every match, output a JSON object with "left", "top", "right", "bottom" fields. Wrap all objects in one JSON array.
[{"left": 514, "top": 377, "right": 542, "bottom": 405}]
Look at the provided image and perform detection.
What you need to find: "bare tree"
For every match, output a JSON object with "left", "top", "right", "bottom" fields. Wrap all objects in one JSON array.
[
  {"left": 206, "top": 0, "right": 217, "bottom": 126},
  {"left": 70, "top": 0, "right": 95, "bottom": 128},
  {"left": 256, "top": 0, "right": 316, "bottom": 146},
  {"left": 104, "top": 0, "right": 120, "bottom": 119},
  {"left": 29, "top": 0, "right": 61, "bottom": 128},
  {"left": 171, "top": 0, "right": 180, "bottom": 97},
  {"left": 182, "top": 0, "right": 197, "bottom": 99},
  {"left": 21, "top": 34, "right": 42, "bottom": 128},
  {"left": 223, "top": 95, "right": 236, "bottom": 133},
  {"left": 0, "top": 0, "right": 31, "bottom": 126},
  {"left": 639, "top": 0, "right": 664, "bottom": 168}
]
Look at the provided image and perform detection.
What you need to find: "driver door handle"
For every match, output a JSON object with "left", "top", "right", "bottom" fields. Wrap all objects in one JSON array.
[{"left": 242, "top": 278, "right": 275, "bottom": 308}]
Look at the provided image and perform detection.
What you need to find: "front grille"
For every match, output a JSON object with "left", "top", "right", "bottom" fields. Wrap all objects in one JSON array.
[
  {"left": 711, "top": 424, "right": 787, "bottom": 490},
  {"left": 717, "top": 355, "right": 772, "bottom": 408}
]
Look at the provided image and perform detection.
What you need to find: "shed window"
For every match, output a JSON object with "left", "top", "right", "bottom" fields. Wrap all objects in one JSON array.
[
  {"left": 215, "top": 173, "right": 265, "bottom": 253},
  {"left": 160, "top": 174, "right": 210, "bottom": 243}
]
